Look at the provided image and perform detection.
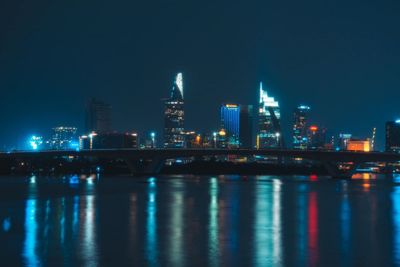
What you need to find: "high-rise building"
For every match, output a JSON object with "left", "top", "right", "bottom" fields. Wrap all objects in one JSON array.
[
  {"left": 164, "top": 73, "right": 185, "bottom": 148},
  {"left": 48, "top": 126, "right": 78, "bottom": 150},
  {"left": 308, "top": 125, "right": 327, "bottom": 150},
  {"left": 293, "top": 105, "right": 310, "bottom": 149},
  {"left": 386, "top": 120, "right": 400, "bottom": 153},
  {"left": 85, "top": 98, "right": 112, "bottom": 134},
  {"left": 258, "top": 82, "right": 282, "bottom": 148},
  {"left": 239, "top": 105, "right": 253, "bottom": 148},
  {"left": 221, "top": 104, "right": 240, "bottom": 148}
]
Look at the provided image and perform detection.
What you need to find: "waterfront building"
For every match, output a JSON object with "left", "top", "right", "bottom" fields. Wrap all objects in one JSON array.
[
  {"left": 308, "top": 125, "right": 327, "bottom": 150},
  {"left": 347, "top": 138, "right": 371, "bottom": 152},
  {"left": 184, "top": 131, "right": 202, "bottom": 148},
  {"left": 80, "top": 132, "right": 138, "bottom": 150},
  {"left": 85, "top": 98, "right": 112, "bottom": 133},
  {"left": 258, "top": 82, "right": 282, "bottom": 148},
  {"left": 386, "top": 120, "right": 400, "bottom": 153},
  {"left": 164, "top": 73, "right": 185, "bottom": 148},
  {"left": 239, "top": 105, "right": 253, "bottom": 148},
  {"left": 338, "top": 133, "right": 352, "bottom": 151},
  {"left": 48, "top": 126, "right": 78, "bottom": 150},
  {"left": 293, "top": 105, "right": 310, "bottom": 149}
]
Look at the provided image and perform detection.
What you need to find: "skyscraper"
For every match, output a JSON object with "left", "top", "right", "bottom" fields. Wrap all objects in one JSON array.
[
  {"left": 308, "top": 125, "right": 327, "bottom": 150},
  {"left": 386, "top": 120, "right": 400, "bottom": 153},
  {"left": 239, "top": 105, "right": 253, "bottom": 148},
  {"left": 257, "top": 82, "right": 282, "bottom": 148},
  {"left": 220, "top": 104, "right": 240, "bottom": 148},
  {"left": 85, "top": 98, "right": 112, "bottom": 134},
  {"left": 164, "top": 73, "right": 185, "bottom": 148},
  {"left": 293, "top": 105, "right": 310, "bottom": 149}
]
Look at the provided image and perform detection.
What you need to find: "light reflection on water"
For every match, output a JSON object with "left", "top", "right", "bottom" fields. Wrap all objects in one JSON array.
[
  {"left": 393, "top": 174, "right": 400, "bottom": 265},
  {"left": 146, "top": 177, "right": 158, "bottom": 267},
  {"left": 208, "top": 177, "right": 219, "bottom": 267},
  {"left": 0, "top": 174, "right": 400, "bottom": 266},
  {"left": 23, "top": 199, "right": 40, "bottom": 267}
]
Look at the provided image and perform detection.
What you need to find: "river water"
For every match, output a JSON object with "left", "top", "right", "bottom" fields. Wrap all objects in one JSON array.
[{"left": 0, "top": 174, "right": 399, "bottom": 266}]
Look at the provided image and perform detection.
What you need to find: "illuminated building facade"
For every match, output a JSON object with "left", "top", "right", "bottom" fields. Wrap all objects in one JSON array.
[
  {"left": 293, "top": 105, "right": 310, "bottom": 149},
  {"left": 48, "top": 127, "right": 78, "bottom": 150},
  {"left": 386, "top": 120, "right": 400, "bottom": 153},
  {"left": 346, "top": 139, "right": 371, "bottom": 152},
  {"left": 221, "top": 104, "right": 240, "bottom": 148},
  {"left": 85, "top": 98, "right": 112, "bottom": 133},
  {"left": 239, "top": 105, "right": 253, "bottom": 148},
  {"left": 258, "top": 82, "right": 281, "bottom": 148},
  {"left": 164, "top": 73, "right": 185, "bottom": 148}
]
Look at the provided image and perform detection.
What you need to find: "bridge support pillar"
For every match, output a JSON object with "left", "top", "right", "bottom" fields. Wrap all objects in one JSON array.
[
  {"left": 123, "top": 157, "right": 165, "bottom": 175},
  {"left": 323, "top": 161, "right": 359, "bottom": 179},
  {"left": 143, "top": 157, "right": 165, "bottom": 175},
  {"left": 124, "top": 158, "right": 139, "bottom": 175}
]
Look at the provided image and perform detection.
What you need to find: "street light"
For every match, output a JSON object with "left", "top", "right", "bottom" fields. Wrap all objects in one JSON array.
[
  {"left": 275, "top": 132, "right": 280, "bottom": 146},
  {"left": 213, "top": 132, "right": 217, "bottom": 148}
]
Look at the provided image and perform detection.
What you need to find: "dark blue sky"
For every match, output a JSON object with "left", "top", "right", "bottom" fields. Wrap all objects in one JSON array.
[{"left": 0, "top": 0, "right": 399, "bottom": 149}]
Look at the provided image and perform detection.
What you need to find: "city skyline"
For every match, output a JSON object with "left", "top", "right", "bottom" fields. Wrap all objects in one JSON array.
[{"left": 2, "top": 73, "right": 398, "bottom": 151}]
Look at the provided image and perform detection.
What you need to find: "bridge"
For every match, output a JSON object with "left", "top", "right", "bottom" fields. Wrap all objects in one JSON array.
[{"left": 1, "top": 149, "right": 400, "bottom": 178}]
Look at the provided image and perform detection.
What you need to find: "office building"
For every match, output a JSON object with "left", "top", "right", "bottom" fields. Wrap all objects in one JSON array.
[
  {"left": 239, "top": 105, "right": 253, "bottom": 148},
  {"left": 221, "top": 104, "right": 240, "bottom": 148},
  {"left": 386, "top": 120, "right": 400, "bottom": 152},
  {"left": 308, "top": 125, "right": 327, "bottom": 150},
  {"left": 338, "top": 134, "right": 352, "bottom": 151},
  {"left": 85, "top": 98, "right": 112, "bottom": 133},
  {"left": 48, "top": 126, "right": 78, "bottom": 150},
  {"left": 347, "top": 139, "right": 371, "bottom": 152},
  {"left": 293, "top": 105, "right": 310, "bottom": 149},
  {"left": 258, "top": 82, "right": 282, "bottom": 148},
  {"left": 164, "top": 73, "right": 185, "bottom": 148}
]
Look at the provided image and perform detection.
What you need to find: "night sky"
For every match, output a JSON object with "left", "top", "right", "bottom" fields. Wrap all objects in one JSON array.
[{"left": 1, "top": 0, "right": 399, "bottom": 150}]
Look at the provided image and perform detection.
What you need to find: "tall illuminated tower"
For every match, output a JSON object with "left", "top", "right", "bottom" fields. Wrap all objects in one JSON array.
[
  {"left": 164, "top": 73, "right": 185, "bottom": 148},
  {"left": 258, "top": 82, "right": 282, "bottom": 148},
  {"left": 293, "top": 105, "right": 310, "bottom": 149},
  {"left": 220, "top": 104, "right": 240, "bottom": 148}
]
